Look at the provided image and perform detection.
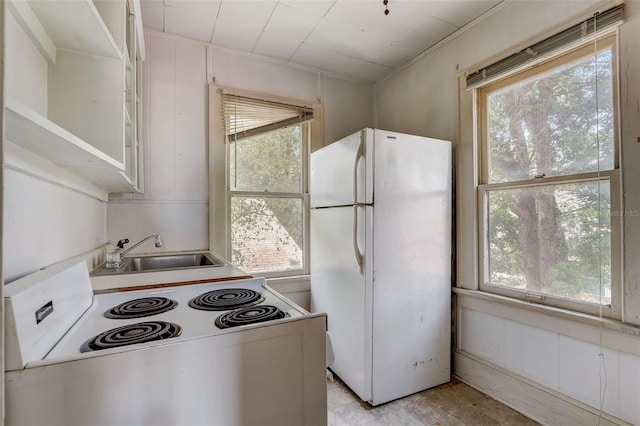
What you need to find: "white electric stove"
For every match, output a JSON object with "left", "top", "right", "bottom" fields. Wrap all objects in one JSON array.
[{"left": 4, "top": 261, "right": 327, "bottom": 426}]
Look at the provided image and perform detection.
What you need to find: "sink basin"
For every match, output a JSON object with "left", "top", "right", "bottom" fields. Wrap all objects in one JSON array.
[{"left": 91, "top": 253, "right": 224, "bottom": 276}]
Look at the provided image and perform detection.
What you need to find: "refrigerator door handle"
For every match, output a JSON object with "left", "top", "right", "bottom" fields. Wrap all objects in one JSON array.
[
  {"left": 353, "top": 204, "right": 364, "bottom": 272},
  {"left": 353, "top": 136, "right": 364, "bottom": 204}
]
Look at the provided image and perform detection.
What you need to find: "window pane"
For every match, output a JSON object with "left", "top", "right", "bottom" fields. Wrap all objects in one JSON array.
[
  {"left": 486, "top": 48, "right": 614, "bottom": 183},
  {"left": 231, "top": 196, "right": 303, "bottom": 274},
  {"left": 230, "top": 126, "right": 302, "bottom": 192},
  {"left": 486, "top": 181, "right": 611, "bottom": 305}
]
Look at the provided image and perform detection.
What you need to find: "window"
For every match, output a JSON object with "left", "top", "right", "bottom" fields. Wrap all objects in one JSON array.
[
  {"left": 477, "top": 34, "right": 621, "bottom": 317},
  {"left": 223, "top": 92, "right": 314, "bottom": 276}
]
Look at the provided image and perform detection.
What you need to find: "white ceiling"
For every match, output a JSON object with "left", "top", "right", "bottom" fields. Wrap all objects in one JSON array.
[{"left": 140, "top": 0, "right": 503, "bottom": 82}]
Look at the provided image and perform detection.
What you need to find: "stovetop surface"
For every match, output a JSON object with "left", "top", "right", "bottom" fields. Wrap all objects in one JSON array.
[{"left": 43, "top": 277, "right": 306, "bottom": 363}]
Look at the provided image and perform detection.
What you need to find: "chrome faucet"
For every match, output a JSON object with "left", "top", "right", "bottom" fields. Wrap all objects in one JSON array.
[{"left": 106, "top": 235, "right": 163, "bottom": 268}]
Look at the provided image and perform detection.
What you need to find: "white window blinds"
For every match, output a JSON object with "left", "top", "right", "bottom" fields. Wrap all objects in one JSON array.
[
  {"left": 222, "top": 92, "right": 315, "bottom": 141},
  {"left": 465, "top": 4, "right": 624, "bottom": 89}
]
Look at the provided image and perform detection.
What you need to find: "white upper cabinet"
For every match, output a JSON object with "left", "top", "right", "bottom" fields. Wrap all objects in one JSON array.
[{"left": 5, "top": 0, "right": 145, "bottom": 193}]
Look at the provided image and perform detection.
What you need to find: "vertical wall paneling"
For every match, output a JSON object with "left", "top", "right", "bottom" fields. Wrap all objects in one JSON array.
[
  {"left": 320, "top": 75, "right": 373, "bottom": 150},
  {"left": 1, "top": 0, "right": 5, "bottom": 416},
  {"left": 460, "top": 308, "right": 504, "bottom": 364},
  {"left": 209, "top": 48, "right": 318, "bottom": 103},
  {"left": 174, "top": 41, "right": 208, "bottom": 201},
  {"left": 618, "top": 352, "right": 640, "bottom": 423},
  {"left": 107, "top": 201, "right": 208, "bottom": 252},
  {"left": 457, "top": 302, "right": 640, "bottom": 424},
  {"left": 149, "top": 35, "right": 176, "bottom": 200},
  {"left": 558, "top": 336, "right": 620, "bottom": 418},
  {"left": 503, "top": 319, "right": 523, "bottom": 372},
  {"left": 5, "top": 10, "right": 47, "bottom": 116},
  {"left": 520, "top": 325, "right": 559, "bottom": 390},
  {"left": 3, "top": 169, "right": 106, "bottom": 282}
]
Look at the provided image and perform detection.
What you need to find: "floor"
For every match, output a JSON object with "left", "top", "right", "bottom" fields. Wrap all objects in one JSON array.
[{"left": 327, "top": 375, "right": 539, "bottom": 426}]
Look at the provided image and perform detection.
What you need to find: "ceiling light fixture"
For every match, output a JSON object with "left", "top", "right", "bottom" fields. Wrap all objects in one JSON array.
[{"left": 383, "top": 0, "right": 389, "bottom": 15}]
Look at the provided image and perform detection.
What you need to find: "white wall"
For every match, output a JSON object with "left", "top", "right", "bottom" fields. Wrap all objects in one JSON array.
[
  {"left": 374, "top": 0, "right": 640, "bottom": 424},
  {"left": 108, "top": 31, "right": 374, "bottom": 257},
  {"left": 3, "top": 9, "right": 107, "bottom": 282},
  {"left": 3, "top": 168, "right": 106, "bottom": 282}
]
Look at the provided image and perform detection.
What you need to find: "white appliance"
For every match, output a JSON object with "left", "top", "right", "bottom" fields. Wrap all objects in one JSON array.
[
  {"left": 4, "top": 261, "right": 327, "bottom": 425},
  {"left": 310, "top": 128, "right": 451, "bottom": 406}
]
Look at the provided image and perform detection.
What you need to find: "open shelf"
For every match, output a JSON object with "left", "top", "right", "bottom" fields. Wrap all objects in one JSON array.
[
  {"left": 5, "top": 99, "right": 135, "bottom": 193},
  {"left": 26, "top": 0, "right": 122, "bottom": 60},
  {"left": 6, "top": 0, "right": 143, "bottom": 193}
]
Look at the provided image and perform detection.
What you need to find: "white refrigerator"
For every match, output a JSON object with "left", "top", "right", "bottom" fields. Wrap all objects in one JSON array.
[{"left": 310, "top": 128, "right": 451, "bottom": 406}]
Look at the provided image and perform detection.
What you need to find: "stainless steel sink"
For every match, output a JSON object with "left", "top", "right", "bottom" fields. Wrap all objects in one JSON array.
[{"left": 91, "top": 253, "right": 225, "bottom": 276}]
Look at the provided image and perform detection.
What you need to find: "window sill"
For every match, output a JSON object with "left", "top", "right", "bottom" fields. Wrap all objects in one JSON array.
[{"left": 452, "top": 287, "right": 640, "bottom": 356}]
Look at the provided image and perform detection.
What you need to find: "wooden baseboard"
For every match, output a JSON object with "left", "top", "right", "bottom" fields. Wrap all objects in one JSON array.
[{"left": 453, "top": 350, "right": 630, "bottom": 426}]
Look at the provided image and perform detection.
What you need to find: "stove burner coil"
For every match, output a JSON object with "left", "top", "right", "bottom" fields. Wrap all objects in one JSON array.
[
  {"left": 80, "top": 321, "right": 182, "bottom": 353},
  {"left": 188, "top": 288, "right": 264, "bottom": 311},
  {"left": 104, "top": 297, "right": 178, "bottom": 319},
  {"left": 215, "top": 305, "right": 286, "bottom": 328}
]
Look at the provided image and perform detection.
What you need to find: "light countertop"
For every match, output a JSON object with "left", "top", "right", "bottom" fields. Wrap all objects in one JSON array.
[{"left": 90, "top": 250, "right": 251, "bottom": 293}]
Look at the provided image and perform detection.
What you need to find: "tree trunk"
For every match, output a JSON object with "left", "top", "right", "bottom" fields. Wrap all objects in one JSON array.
[
  {"left": 522, "top": 79, "right": 568, "bottom": 290},
  {"left": 504, "top": 80, "right": 568, "bottom": 293},
  {"left": 504, "top": 90, "right": 543, "bottom": 291}
]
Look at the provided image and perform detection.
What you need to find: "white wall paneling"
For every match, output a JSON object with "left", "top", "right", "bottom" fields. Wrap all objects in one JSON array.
[
  {"left": 266, "top": 276, "right": 312, "bottom": 311},
  {"left": 107, "top": 201, "right": 208, "bottom": 253},
  {"left": 456, "top": 294, "right": 640, "bottom": 424},
  {"left": 454, "top": 351, "right": 631, "bottom": 426},
  {"left": 520, "top": 325, "right": 559, "bottom": 390},
  {"left": 459, "top": 308, "right": 503, "bottom": 364},
  {"left": 1, "top": 1, "right": 5, "bottom": 417},
  {"left": 209, "top": 46, "right": 319, "bottom": 104},
  {"left": 148, "top": 34, "right": 177, "bottom": 201},
  {"left": 3, "top": 168, "right": 106, "bottom": 283},
  {"left": 144, "top": 34, "right": 208, "bottom": 202},
  {"left": 618, "top": 352, "right": 640, "bottom": 423},
  {"left": 4, "top": 10, "right": 47, "bottom": 116},
  {"left": 558, "top": 336, "right": 620, "bottom": 417},
  {"left": 320, "top": 76, "right": 373, "bottom": 151},
  {"left": 174, "top": 42, "right": 208, "bottom": 201}
]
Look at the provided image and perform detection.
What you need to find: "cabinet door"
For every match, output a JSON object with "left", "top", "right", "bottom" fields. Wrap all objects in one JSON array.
[{"left": 124, "top": 1, "right": 143, "bottom": 192}]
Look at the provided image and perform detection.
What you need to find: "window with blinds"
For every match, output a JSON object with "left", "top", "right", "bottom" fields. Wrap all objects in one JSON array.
[
  {"left": 466, "top": 4, "right": 623, "bottom": 89},
  {"left": 475, "top": 30, "right": 622, "bottom": 318},
  {"left": 222, "top": 93, "right": 314, "bottom": 141},
  {"left": 221, "top": 91, "right": 314, "bottom": 276}
]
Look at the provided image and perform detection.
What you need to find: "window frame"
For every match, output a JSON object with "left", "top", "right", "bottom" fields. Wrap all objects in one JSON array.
[
  {"left": 225, "top": 121, "right": 311, "bottom": 279},
  {"left": 476, "top": 33, "right": 622, "bottom": 319}
]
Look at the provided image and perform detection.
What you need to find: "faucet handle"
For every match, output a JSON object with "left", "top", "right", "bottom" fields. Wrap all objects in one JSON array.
[{"left": 116, "top": 238, "right": 129, "bottom": 249}]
